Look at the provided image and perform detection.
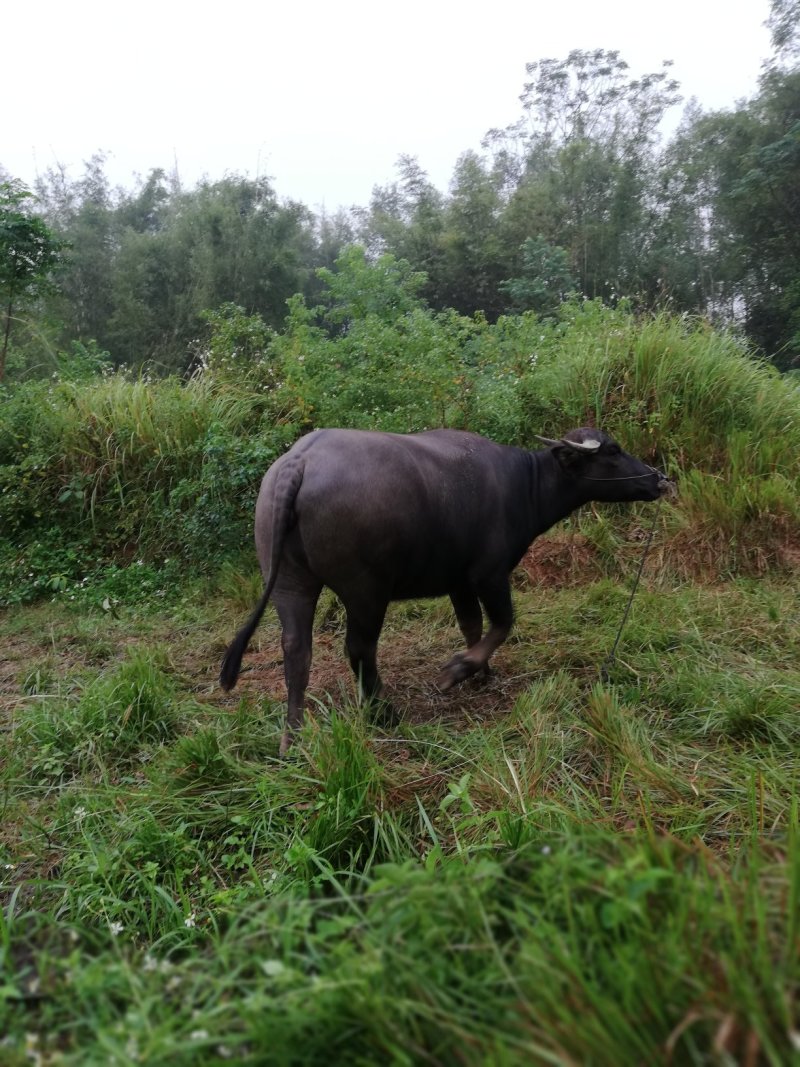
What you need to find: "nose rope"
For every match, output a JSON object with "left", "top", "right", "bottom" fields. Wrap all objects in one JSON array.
[
  {"left": 580, "top": 466, "right": 664, "bottom": 483},
  {"left": 600, "top": 496, "right": 663, "bottom": 682}
]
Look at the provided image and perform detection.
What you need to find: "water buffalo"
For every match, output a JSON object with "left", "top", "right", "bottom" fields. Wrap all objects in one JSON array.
[{"left": 220, "top": 427, "right": 669, "bottom": 753}]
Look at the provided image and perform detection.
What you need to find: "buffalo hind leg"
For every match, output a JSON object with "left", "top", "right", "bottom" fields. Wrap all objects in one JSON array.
[
  {"left": 344, "top": 602, "right": 393, "bottom": 723},
  {"left": 439, "top": 578, "right": 513, "bottom": 691},
  {"left": 273, "top": 584, "right": 321, "bottom": 756}
]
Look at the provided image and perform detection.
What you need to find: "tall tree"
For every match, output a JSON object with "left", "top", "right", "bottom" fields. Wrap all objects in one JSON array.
[
  {"left": 486, "top": 50, "right": 681, "bottom": 302},
  {"left": 659, "top": 58, "right": 800, "bottom": 363},
  {"left": 0, "top": 181, "right": 64, "bottom": 381},
  {"left": 767, "top": 0, "right": 800, "bottom": 63},
  {"left": 359, "top": 156, "right": 447, "bottom": 307},
  {"left": 438, "top": 151, "right": 508, "bottom": 317},
  {"left": 35, "top": 155, "right": 118, "bottom": 347}
]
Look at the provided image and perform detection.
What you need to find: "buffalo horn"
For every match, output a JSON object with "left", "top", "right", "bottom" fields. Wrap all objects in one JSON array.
[
  {"left": 562, "top": 437, "right": 601, "bottom": 453},
  {"left": 534, "top": 434, "right": 602, "bottom": 453}
]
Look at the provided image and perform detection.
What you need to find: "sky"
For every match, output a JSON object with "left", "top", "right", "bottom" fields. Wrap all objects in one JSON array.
[{"left": 5, "top": 0, "right": 774, "bottom": 210}]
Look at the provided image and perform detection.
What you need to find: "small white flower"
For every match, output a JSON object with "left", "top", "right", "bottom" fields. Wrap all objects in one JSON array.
[
  {"left": 73, "top": 806, "right": 87, "bottom": 823},
  {"left": 190, "top": 1029, "right": 209, "bottom": 1041},
  {"left": 217, "top": 1045, "right": 233, "bottom": 1060},
  {"left": 3, "top": 863, "right": 16, "bottom": 871},
  {"left": 540, "top": 845, "right": 552, "bottom": 856},
  {"left": 142, "top": 954, "right": 158, "bottom": 973},
  {"left": 184, "top": 912, "right": 196, "bottom": 928},
  {"left": 109, "top": 921, "right": 124, "bottom": 936}
]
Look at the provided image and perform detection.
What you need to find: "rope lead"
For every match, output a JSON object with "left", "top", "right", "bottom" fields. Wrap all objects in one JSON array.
[{"left": 600, "top": 497, "right": 663, "bottom": 683}]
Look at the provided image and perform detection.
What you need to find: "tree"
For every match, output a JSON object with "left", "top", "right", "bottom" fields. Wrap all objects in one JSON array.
[
  {"left": 34, "top": 155, "right": 118, "bottom": 349},
  {"left": 32, "top": 160, "right": 319, "bottom": 371},
  {"left": 766, "top": 0, "right": 800, "bottom": 63},
  {"left": 500, "top": 236, "right": 577, "bottom": 314},
  {"left": 359, "top": 156, "right": 448, "bottom": 307},
  {"left": 486, "top": 50, "right": 682, "bottom": 303},
  {"left": 315, "top": 244, "right": 427, "bottom": 326},
  {"left": 438, "top": 151, "right": 508, "bottom": 317},
  {"left": 0, "top": 181, "right": 64, "bottom": 381},
  {"left": 658, "top": 59, "right": 800, "bottom": 364}
]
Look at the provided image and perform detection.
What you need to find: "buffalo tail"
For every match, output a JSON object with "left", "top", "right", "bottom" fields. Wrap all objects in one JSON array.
[{"left": 219, "top": 454, "right": 306, "bottom": 691}]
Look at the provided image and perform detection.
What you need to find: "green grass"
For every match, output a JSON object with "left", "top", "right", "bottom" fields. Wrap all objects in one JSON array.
[
  {"left": 4, "top": 305, "right": 800, "bottom": 607},
  {"left": 2, "top": 566, "right": 799, "bottom": 1065},
  {"left": 3, "top": 304, "right": 800, "bottom": 1061}
]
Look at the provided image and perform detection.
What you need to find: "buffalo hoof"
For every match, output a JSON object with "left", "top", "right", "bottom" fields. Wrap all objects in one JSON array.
[
  {"left": 368, "top": 696, "right": 399, "bottom": 728},
  {"left": 279, "top": 730, "right": 296, "bottom": 758},
  {"left": 437, "top": 652, "right": 482, "bottom": 691}
]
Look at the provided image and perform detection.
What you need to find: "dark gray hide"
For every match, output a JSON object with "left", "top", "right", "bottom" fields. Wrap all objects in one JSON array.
[{"left": 220, "top": 427, "right": 669, "bottom": 753}]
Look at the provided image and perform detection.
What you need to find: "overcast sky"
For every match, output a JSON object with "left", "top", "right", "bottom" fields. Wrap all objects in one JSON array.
[{"left": 5, "top": 0, "right": 773, "bottom": 210}]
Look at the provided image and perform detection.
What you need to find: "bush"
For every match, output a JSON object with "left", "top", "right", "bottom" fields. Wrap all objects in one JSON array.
[{"left": 4, "top": 271, "right": 800, "bottom": 599}]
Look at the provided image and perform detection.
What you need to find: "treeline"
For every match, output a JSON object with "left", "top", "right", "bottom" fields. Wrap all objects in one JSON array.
[{"left": 2, "top": 11, "right": 799, "bottom": 375}]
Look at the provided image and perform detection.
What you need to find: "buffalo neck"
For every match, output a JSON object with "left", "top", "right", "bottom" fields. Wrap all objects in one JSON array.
[{"left": 526, "top": 448, "right": 590, "bottom": 538}]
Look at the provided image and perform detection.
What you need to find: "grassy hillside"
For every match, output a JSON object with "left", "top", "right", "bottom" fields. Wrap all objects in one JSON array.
[
  {"left": 2, "top": 298, "right": 800, "bottom": 1063},
  {"left": 2, "top": 300, "right": 800, "bottom": 606}
]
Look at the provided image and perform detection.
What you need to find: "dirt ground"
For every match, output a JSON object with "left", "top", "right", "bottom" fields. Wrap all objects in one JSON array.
[{"left": 1, "top": 536, "right": 600, "bottom": 732}]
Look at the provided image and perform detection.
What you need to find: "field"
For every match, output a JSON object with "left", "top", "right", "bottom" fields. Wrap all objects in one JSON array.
[
  {"left": 2, "top": 302, "right": 800, "bottom": 1064},
  {"left": 3, "top": 547, "right": 800, "bottom": 1064}
]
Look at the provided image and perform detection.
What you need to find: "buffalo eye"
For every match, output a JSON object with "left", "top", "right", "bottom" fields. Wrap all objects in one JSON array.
[{"left": 607, "top": 443, "right": 621, "bottom": 455}]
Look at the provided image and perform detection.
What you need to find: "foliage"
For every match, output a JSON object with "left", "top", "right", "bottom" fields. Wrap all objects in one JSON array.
[
  {"left": 3, "top": 30, "right": 798, "bottom": 370},
  {"left": 0, "top": 180, "right": 65, "bottom": 380},
  {"left": 0, "top": 356, "right": 294, "bottom": 604},
  {"left": 29, "top": 165, "right": 321, "bottom": 373},
  {"left": 767, "top": 0, "right": 800, "bottom": 62},
  {"left": 500, "top": 235, "right": 577, "bottom": 314},
  {"left": 661, "top": 66, "right": 800, "bottom": 366},
  {"left": 273, "top": 247, "right": 488, "bottom": 432},
  {"left": 3, "top": 292, "right": 800, "bottom": 608}
]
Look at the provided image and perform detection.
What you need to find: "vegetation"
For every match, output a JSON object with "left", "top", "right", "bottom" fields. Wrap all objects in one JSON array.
[
  {"left": 2, "top": 5, "right": 799, "bottom": 1061},
  {"left": 2, "top": 546, "right": 799, "bottom": 1063},
  {"left": 2, "top": 251, "right": 800, "bottom": 1060},
  {"left": 2, "top": 260, "right": 798, "bottom": 606},
  {"left": 1, "top": 4, "right": 799, "bottom": 375},
  {"left": 0, "top": 181, "right": 64, "bottom": 381}
]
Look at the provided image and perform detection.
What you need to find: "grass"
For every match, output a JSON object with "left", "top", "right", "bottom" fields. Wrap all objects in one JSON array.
[
  {"left": 4, "top": 305, "right": 800, "bottom": 608},
  {"left": 2, "top": 558, "right": 799, "bottom": 1065},
  {"left": 3, "top": 304, "right": 800, "bottom": 1060}
]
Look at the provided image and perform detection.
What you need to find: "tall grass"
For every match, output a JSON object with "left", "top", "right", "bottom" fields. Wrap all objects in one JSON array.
[
  {"left": 3, "top": 303, "right": 800, "bottom": 607},
  {"left": 520, "top": 308, "right": 800, "bottom": 478}
]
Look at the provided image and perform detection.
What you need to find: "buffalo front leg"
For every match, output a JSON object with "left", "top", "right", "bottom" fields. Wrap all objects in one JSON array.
[
  {"left": 438, "top": 577, "right": 513, "bottom": 691},
  {"left": 449, "top": 586, "right": 492, "bottom": 679},
  {"left": 273, "top": 586, "right": 321, "bottom": 756},
  {"left": 450, "top": 586, "right": 483, "bottom": 649}
]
